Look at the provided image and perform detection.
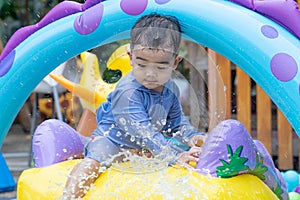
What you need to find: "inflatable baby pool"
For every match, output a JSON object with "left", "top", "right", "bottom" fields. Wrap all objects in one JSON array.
[{"left": 18, "top": 159, "right": 278, "bottom": 199}]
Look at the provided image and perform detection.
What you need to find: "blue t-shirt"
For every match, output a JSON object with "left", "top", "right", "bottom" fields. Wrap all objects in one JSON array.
[{"left": 93, "top": 71, "right": 201, "bottom": 156}]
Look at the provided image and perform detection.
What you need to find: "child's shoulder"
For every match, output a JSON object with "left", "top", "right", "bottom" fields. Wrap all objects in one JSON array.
[
  {"left": 116, "top": 72, "right": 140, "bottom": 90},
  {"left": 165, "top": 78, "right": 181, "bottom": 97},
  {"left": 112, "top": 72, "right": 144, "bottom": 97}
]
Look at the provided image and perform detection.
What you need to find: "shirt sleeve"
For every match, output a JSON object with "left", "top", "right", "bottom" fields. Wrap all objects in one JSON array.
[
  {"left": 163, "top": 93, "right": 182, "bottom": 135},
  {"left": 173, "top": 115, "right": 206, "bottom": 146}
]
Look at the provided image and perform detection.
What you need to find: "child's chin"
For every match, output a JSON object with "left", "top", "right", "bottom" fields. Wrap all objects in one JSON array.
[{"left": 145, "top": 84, "right": 162, "bottom": 91}]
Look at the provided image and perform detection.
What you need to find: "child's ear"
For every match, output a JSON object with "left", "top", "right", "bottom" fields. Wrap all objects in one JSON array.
[
  {"left": 127, "top": 51, "right": 133, "bottom": 65},
  {"left": 127, "top": 50, "right": 132, "bottom": 58},
  {"left": 173, "top": 56, "right": 182, "bottom": 68}
]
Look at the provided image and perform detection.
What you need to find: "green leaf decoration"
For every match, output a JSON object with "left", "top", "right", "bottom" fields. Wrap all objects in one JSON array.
[
  {"left": 272, "top": 184, "right": 284, "bottom": 200},
  {"left": 102, "top": 69, "right": 122, "bottom": 83},
  {"left": 215, "top": 144, "right": 284, "bottom": 200},
  {"left": 216, "top": 144, "right": 250, "bottom": 178},
  {"left": 252, "top": 153, "right": 283, "bottom": 200},
  {"left": 249, "top": 152, "right": 268, "bottom": 180}
]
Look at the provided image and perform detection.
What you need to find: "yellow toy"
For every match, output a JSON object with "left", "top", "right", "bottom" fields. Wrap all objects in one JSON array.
[
  {"left": 49, "top": 44, "right": 132, "bottom": 136},
  {"left": 49, "top": 44, "right": 132, "bottom": 114}
]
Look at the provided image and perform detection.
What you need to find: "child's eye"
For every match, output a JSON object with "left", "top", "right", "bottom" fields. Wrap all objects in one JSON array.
[
  {"left": 157, "top": 66, "right": 167, "bottom": 70},
  {"left": 138, "top": 64, "right": 146, "bottom": 68}
]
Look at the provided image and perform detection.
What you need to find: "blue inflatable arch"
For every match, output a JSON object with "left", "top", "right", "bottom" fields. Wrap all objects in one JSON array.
[{"left": 0, "top": 0, "right": 300, "bottom": 146}]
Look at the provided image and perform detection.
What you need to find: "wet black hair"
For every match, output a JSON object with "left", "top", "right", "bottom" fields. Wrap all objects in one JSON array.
[{"left": 130, "top": 13, "right": 182, "bottom": 55}]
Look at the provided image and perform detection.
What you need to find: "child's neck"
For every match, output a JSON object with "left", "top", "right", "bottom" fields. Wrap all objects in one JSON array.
[{"left": 152, "top": 85, "right": 164, "bottom": 93}]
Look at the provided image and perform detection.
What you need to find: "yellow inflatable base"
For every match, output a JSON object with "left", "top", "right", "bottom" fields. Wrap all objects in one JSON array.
[{"left": 17, "top": 159, "right": 278, "bottom": 199}]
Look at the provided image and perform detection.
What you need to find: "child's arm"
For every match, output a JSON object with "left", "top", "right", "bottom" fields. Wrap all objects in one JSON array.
[
  {"left": 188, "top": 134, "right": 207, "bottom": 147},
  {"left": 176, "top": 146, "right": 202, "bottom": 164},
  {"left": 63, "top": 158, "right": 102, "bottom": 198},
  {"left": 165, "top": 92, "right": 207, "bottom": 148},
  {"left": 173, "top": 115, "right": 207, "bottom": 147},
  {"left": 111, "top": 89, "right": 171, "bottom": 156}
]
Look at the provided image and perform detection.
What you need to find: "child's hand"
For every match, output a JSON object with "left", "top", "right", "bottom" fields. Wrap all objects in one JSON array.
[
  {"left": 188, "top": 134, "right": 207, "bottom": 147},
  {"left": 129, "top": 149, "right": 153, "bottom": 158},
  {"left": 177, "top": 146, "right": 202, "bottom": 164}
]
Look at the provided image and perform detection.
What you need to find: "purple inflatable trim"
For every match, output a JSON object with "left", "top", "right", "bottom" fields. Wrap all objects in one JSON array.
[
  {"left": 74, "top": 3, "right": 104, "bottom": 35},
  {"left": 1, "top": 0, "right": 299, "bottom": 62},
  {"left": 0, "top": 0, "right": 104, "bottom": 62},
  {"left": 32, "top": 119, "right": 88, "bottom": 168},
  {"left": 231, "top": 0, "right": 300, "bottom": 40},
  {"left": 195, "top": 119, "right": 288, "bottom": 200},
  {"left": 0, "top": 50, "right": 15, "bottom": 77},
  {"left": 271, "top": 53, "right": 298, "bottom": 82},
  {"left": 120, "top": 0, "right": 148, "bottom": 16},
  {"left": 195, "top": 120, "right": 257, "bottom": 176}
]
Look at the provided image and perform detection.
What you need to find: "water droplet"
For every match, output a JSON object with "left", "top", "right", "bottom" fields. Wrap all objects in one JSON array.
[
  {"left": 156, "top": 120, "right": 161, "bottom": 126},
  {"left": 119, "top": 118, "right": 126, "bottom": 125},
  {"left": 103, "top": 131, "right": 109, "bottom": 136},
  {"left": 116, "top": 131, "right": 122, "bottom": 137},
  {"left": 130, "top": 135, "right": 135, "bottom": 142}
]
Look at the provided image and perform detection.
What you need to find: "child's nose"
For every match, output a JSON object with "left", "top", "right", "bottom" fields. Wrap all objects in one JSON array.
[{"left": 146, "top": 68, "right": 157, "bottom": 76}]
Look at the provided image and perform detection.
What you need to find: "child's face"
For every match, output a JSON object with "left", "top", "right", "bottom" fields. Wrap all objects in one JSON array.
[{"left": 129, "top": 47, "right": 182, "bottom": 93}]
